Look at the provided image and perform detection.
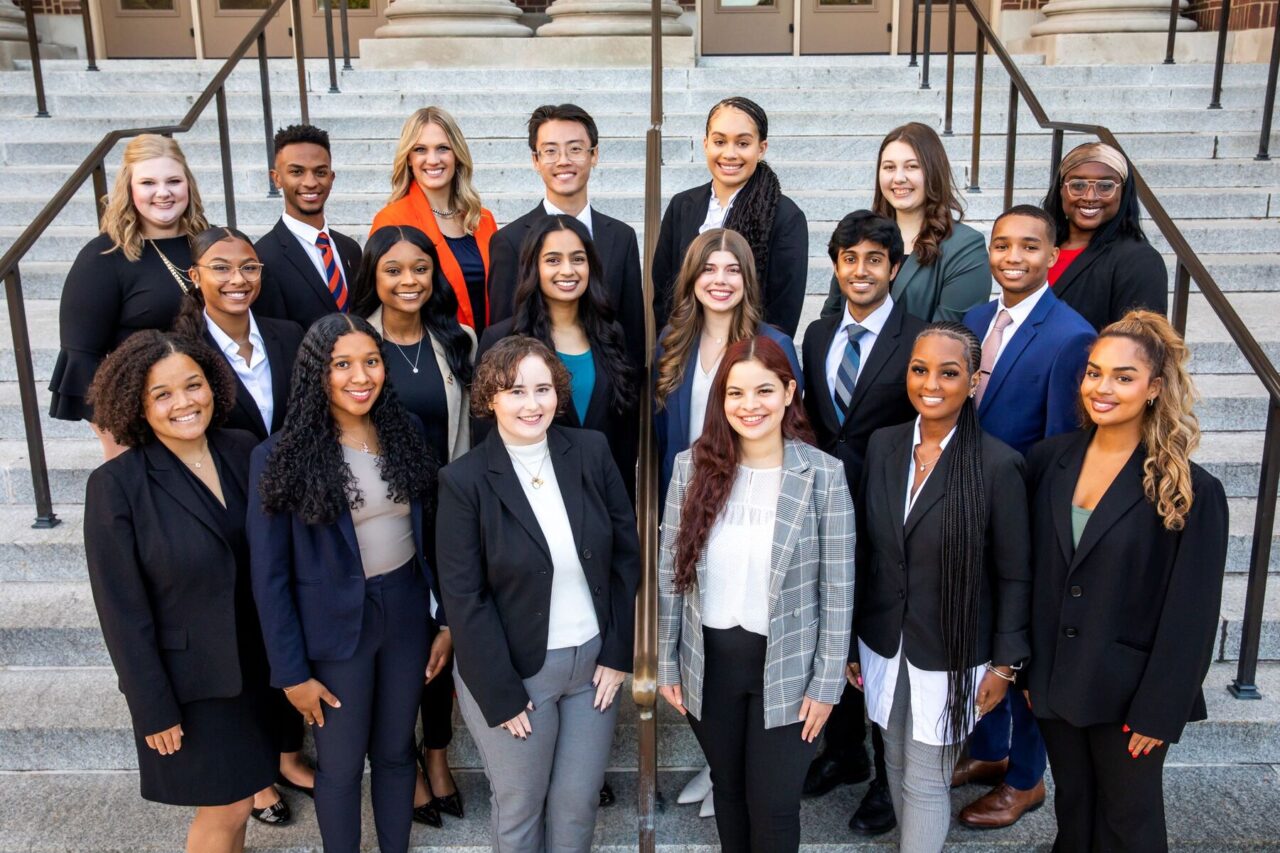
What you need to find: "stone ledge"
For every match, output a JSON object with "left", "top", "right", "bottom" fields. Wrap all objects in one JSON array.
[
  {"left": 357, "top": 34, "right": 694, "bottom": 68},
  {"left": 1010, "top": 30, "right": 1272, "bottom": 64}
]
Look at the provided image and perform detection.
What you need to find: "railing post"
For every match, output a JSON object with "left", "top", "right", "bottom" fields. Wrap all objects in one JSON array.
[
  {"left": 967, "top": 30, "right": 983, "bottom": 192},
  {"left": 339, "top": 0, "right": 352, "bottom": 71},
  {"left": 1004, "top": 81, "right": 1017, "bottom": 211},
  {"left": 215, "top": 86, "right": 237, "bottom": 230},
  {"left": 1050, "top": 128, "right": 1064, "bottom": 189},
  {"left": 944, "top": 0, "right": 956, "bottom": 135},
  {"left": 22, "top": 0, "right": 48, "bottom": 117},
  {"left": 909, "top": 0, "right": 919, "bottom": 67},
  {"left": 921, "top": 0, "right": 933, "bottom": 89},
  {"left": 258, "top": 32, "right": 279, "bottom": 197},
  {"left": 1256, "top": 16, "right": 1279, "bottom": 160},
  {"left": 291, "top": 0, "right": 309, "bottom": 125},
  {"left": 3, "top": 266, "right": 58, "bottom": 528},
  {"left": 1209, "top": 0, "right": 1231, "bottom": 109},
  {"left": 1164, "top": 0, "right": 1180, "bottom": 64},
  {"left": 321, "top": 0, "right": 340, "bottom": 94},
  {"left": 92, "top": 160, "right": 108, "bottom": 226},
  {"left": 1230, "top": 400, "right": 1280, "bottom": 700},
  {"left": 80, "top": 3, "right": 98, "bottom": 71},
  {"left": 1170, "top": 260, "right": 1190, "bottom": 334}
]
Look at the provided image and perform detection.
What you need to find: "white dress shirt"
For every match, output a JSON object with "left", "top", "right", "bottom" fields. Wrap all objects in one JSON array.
[
  {"left": 982, "top": 283, "right": 1050, "bottom": 364},
  {"left": 543, "top": 197, "right": 594, "bottom": 238},
  {"left": 824, "top": 295, "right": 895, "bottom": 403},
  {"left": 699, "top": 188, "right": 741, "bottom": 234},
  {"left": 281, "top": 212, "right": 346, "bottom": 288},
  {"left": 859, "top": 417, "right": 986, "bottom": 746},
  {"left": 688, "top": 352, "right": 720, "bottom": 444},
  {"left": 702, "top": 465, "right": 781, "bottom": 637},
  {"left": 204, "top": 311, "right": 273, "bottom": 432}
]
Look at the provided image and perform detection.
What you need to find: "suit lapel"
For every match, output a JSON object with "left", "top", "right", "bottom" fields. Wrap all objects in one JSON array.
[
  {"left": 1051, "top": 239, "right": 1106, "bottom": 299},
  {"left": 1069, "top": 443, "right": 1147, "bottom": 572},
  {"left": 259, "top": 318, "right": 294, "bottom": 434},
  {"left": 484, "top": 431, "right": 553, "bottom": 563},
  {"left": 883, "top": 428, "right": 911, "bottom": 558},
  {"left": 903, "top": 436, "right": 952, "bottom": 541},
  {"left": 273, "top": 220, "right": 336, "bottom": 314},
  {"left": 548, "top": 429, "right": 585, "bottom": 552},
  {"left": 667, "top": 348, "right": 698, "bottom": 453},
  {"left": 581, "top": 348, "right": 611, "bottom": 431},
  {"left": 769, "top": 441, "right": 814, "bottom": 606},
  {"left": 202, "top": 328, "right": 268, "bottom": 439},
  {"left": 848, "top": 304, "right": 904, "bottom": 415},
  {"left": 1050, "top": 432, "right": 1089, "bottom": 566},
  {"left": 979, "top": 290, "right": 1056, "bottom": 417},
  {"left": 808, "top": 316, "right": 843, "bottom": 438},
  {"left": 143, "top": 441, "right": 230, "bottom": 548}
]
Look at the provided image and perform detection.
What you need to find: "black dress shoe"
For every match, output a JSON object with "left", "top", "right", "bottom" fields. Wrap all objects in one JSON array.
[
  {"left": 432, "top": 790, "right": 465, "bottom": 819},
  {"left": 276, "top": 772, "right": 314, "bottom": 799},
  {"left": 803, "top": 751, "right": 872, "bottom": 797},
  {"left": 849, "top": 777, "right": 896, "bottom": 836},
  {"left": 599, "top": 782, "right": 616, "bottom": 807},
  {"left": 250, "top": 793, "right": 293, "bottom": 826},
  {"left": 413, "top": 800, "right": 443, "bottom": 828}
]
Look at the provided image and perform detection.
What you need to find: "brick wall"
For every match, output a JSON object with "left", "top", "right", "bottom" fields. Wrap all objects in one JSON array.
[{"left": 1000, "top": 0, "right": 1276, "bottom": 28}]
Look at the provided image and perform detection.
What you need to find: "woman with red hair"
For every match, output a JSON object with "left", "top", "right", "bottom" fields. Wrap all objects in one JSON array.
[{"left": 657, "top": 335, "right": 855, "bottom": 853}]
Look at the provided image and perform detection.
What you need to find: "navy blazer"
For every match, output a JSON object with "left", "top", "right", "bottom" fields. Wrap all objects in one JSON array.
[
  {"left": 247, "top": 428, "right": 444, "bottom": 690},
  {"left": 963, "top": 287, "right": 1096, "bottom": 456},
  {"left": 654, "top": 323, "right": 802, "bottom": 503}
]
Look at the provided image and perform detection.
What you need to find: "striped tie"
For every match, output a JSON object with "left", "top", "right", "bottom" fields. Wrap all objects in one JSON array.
[
  {"left": 834, "top": 324, "right": 868, "bottom": 425},
  {"left": 315, "top": 231, "right": 348, "bottom": 312}
]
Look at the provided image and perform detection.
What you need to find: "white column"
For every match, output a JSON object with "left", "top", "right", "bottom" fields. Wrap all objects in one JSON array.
[
  {"left": 374, "top": 0, "right": 534, "bottom": 37},
  {"left": 1029, "top": 0, "right": 1195, "bottom": 35},
  {"left": 537, "top": 0, "right": 691, "bottom": 36},
  {"left": 0, "top": 1, "right": 32, "bottom": 43}
]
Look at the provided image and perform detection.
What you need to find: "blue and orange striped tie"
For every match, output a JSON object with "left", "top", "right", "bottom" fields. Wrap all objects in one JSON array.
[{"left": 315, "top": 231, "right": 348, "bottom": 312}]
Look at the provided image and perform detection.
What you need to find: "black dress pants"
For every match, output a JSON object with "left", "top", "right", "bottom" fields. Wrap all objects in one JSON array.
[
  {"left": 687, "top": 626, "right": 819, "bottom": 853},
  {"left": 824, "top": 684, "right": 887, "bottom": 780},
  {"left": 1038, "top": 717, "right": 1170, "bottom": 853},
  {"left": 419, "top": 655, "right": 455, "bottom": 751}
]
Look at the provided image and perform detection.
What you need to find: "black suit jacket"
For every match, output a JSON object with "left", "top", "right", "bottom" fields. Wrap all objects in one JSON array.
[
  {"left": 855, "top": 422, "right": 1032, "bottom": 670},
  {"left": 204, "top": 313, "right": 304, "bottom": 440},
  {"left": 1023, "top": 430, "right": 1228, "bottom": 743},
  {"left": 436, "top": 426, "right": 641, "bottom": 726},
  {"left": 802, "top": 302, "right": 926, "bottom": 497},
  {"left": 1052, "top": 234, "right": 1167, "bottom": 332},
  {"left": 254, "top": 218, "right": 363, "bottom": 330},
  {"left": 83, "top": 428, "right": 260, "bottom": 737},
  {"left": 650, "top": 182, "right": 809, "bottom": 337},
  {"left": 487, "top": 204, "right": 646, "bottom": 366}
]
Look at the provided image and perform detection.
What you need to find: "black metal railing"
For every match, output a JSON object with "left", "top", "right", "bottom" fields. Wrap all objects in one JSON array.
[
  {"left": 0, "top": 0, "right": 318, "bottom": 528},
  {"left": 934, "top": 0, "right": 1280, "bottom": 700}
]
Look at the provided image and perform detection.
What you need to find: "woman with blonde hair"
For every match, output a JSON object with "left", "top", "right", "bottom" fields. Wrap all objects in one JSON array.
[
  {"left": 1024, "top": 309, "right": 1227, "bottom": 851},
  {"left": 371, "top": 107, "right": 498, "bottom": 335},
  {"left": 50, "top": 133, "right": 209, "bottom": 459}
]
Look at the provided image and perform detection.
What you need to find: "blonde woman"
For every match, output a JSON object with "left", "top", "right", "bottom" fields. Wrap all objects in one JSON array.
[
  {"left": 1024, "top": 310, "right": 1228, "bottom": 851},
  {"left": 50, "top": 133, "right": 209, "bottom": 459},
  {"left": 371, "top": 107, "right": 498, "bottom": 335}
]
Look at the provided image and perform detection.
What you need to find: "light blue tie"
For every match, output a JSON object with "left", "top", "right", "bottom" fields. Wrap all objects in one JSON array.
[{"left": 834, "top": 324, "right": 868, "bottom": 425}]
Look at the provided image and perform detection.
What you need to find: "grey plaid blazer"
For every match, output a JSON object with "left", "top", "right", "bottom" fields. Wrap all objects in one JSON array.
[{"left": 657, "top": 439, "right": 856, "bottom": 729}]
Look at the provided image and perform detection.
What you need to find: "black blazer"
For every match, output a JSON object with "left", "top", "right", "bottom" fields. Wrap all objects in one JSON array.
[
  {"left": 1023, "top": 430, "right": 1228, "bottom": 743},
  {"left": 1052, "top": 234, "right": 1168, "bottom": 332},
  {"left": 650, "top": 182, "right": 809, "bottom": 337},
  {"left": 487, "top": 204, "right": 647, "bottom": 367},
  {"left": 253, "top": 218, "right": 363, "bottom": 330},
  {"left": 83, "top": 428, "right": 260, "bottom": 737},
  {"left": 802, "top": 302, "right": 926, "bottom": 497},
  {"left": 855, "top": 421, "right": 1032, "bottom": 670},
  {"left": 204, "top": 313, "right": 304, "bottom": 440},
  {"left": 436, "top": 426, "right": 641, "bottom": 727}
]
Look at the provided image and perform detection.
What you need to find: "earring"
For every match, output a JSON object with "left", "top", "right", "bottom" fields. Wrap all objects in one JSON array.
[{"left": 1147, "top": 398, "right": 1155, "bottom": 407}]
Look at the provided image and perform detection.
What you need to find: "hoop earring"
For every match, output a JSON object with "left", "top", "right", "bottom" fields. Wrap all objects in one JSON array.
[{"left": 1146, "top": 398, "right": 1155, "bottom": 407}]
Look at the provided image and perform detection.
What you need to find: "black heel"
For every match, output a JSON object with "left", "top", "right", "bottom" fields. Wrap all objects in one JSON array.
[
  {"left": 250, "top": 789, "right": 293, "bottom": 826},
  {"left": 433, "top": 790, "right": 465, "bottom": 819},
  {"left": 412, "top": 738, "right": 444, "bottom": 828}
]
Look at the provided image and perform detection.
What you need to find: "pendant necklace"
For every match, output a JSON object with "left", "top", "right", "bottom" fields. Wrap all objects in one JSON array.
[
  {"left": 913, "top": 446, "right": 942, "bottom": 473},
  {"left": 383, "top": 323, "right": 425, "bottom": 374},
  {"left": 340, "top": 434, "right": 374, "bottom": 455},
  {"left": 511, "top": 444, "right": 550, "bottom": 489},
  {"left": 180, "top": 441, "right": 209, "bottom": 470}
]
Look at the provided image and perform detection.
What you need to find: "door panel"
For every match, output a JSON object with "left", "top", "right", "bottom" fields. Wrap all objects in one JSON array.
[
  {"left": 199, "top": 0, "right": 291, "bottom": 58},
  {"left": 799, "top": 0, "right": 892, "bottom": 54},
  {"left": 896, "top": 0, "right": 978, "bottom": 55},
  {"left": 101, "top": 0, "right": 197, "bottom": 58},
  {"left": 701, "top": 0, "right": 794, "bottom": 56},
  {"left": 300, "top": 0, "right": 382, "bottom": 60}
]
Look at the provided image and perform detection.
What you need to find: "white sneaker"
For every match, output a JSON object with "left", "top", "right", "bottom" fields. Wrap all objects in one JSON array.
[
  {"left": 699, "top": 789, "right": 715, "bottom": 818},
  {"left": 677, "top": 765, "right": 712, "bottom": 804}
]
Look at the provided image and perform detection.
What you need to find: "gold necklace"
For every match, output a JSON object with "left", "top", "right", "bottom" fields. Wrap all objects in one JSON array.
[
  {"left": 510, "top": 444, "right": 550, "bottom": 489},
  {"left": 179, "top": 440, "right": 209, "bottom": 470},
  {"left": 913, "top": 446, "right": 943, "bottom": 473},
  {"left": 339, "top": 433, "right": 375, "bottom": 455}
]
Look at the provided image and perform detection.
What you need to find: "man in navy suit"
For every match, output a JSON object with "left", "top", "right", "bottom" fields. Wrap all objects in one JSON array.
[
  {"left": 253, "top": 124, "right": 363, "bottom": 330},
  {"left": 956, "top": 204, "right": 1096, "bottom": 828}
]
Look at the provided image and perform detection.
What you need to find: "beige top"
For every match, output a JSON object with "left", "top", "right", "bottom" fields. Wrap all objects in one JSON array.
[{"left": 344, "top": 446, "right": 416, "bottom": 578}]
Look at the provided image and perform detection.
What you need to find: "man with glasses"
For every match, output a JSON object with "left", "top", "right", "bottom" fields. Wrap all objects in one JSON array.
[{"left": 488, "top": 104, "right": 645, "bottom": 365}]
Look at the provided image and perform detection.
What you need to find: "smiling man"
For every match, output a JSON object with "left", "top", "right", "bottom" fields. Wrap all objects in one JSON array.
[
  {"left": 254, "top": 124, "right": 363, "bottom": 329},
  {"left": 487, "top": 104, "right": 644, "bottom": 366}
]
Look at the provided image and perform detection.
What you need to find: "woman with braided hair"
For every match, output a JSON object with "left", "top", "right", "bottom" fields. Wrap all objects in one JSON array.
[
  {"left": 651, "top": 97, "right": 809, "bottom": 337},
  {"left": 850, "top": 322, "right": 1031, "bottom": 851}
]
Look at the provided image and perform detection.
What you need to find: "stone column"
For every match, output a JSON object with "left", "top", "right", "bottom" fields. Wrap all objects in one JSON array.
[
  {"left": 0, "top": 1, "right": 32, "bottom": 43},
  {"left": 374, "top": 0, "right": 534, "bottom": 38},
  {"left": 1029, "top": 0, "right": 1195, "bottom": 36},
  {"left": 537, "top": 0, "right": 691, "bottom": 36}
]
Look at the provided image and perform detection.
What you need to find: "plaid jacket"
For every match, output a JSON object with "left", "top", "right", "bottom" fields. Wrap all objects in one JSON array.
[{"left": 657, "top": 439, "right": 856, "bottom": 729}]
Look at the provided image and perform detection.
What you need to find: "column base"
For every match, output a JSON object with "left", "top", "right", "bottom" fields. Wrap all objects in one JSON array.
[
  {"left": 1009, "top": 30, "right": 1245, "bottom": 63},
  {"left": 539, "top": 0, "right": 691, "bottom": 37},
  {"left": 359, "top": 33, "right": 694, "bottom": 66},
  {"left": 375, "top": 0, "right": 534, "bottom": 39}
]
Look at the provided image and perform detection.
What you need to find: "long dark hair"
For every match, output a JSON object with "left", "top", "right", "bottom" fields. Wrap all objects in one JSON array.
[
  {"left": 673, "top": 336, "right": 813, "bottom": 593},
  {"left": 172, "top": 225, "right": 258, "bottom": 341},
  {"left": 871, "top": 122, "right": 964, "bottom": 268},
  {"left": 511, "top": 215, "right": 635, "bottom": 413},
  {"left": 914, "top": 321, "right": 987, "bottom": 750},
  {"left": 350, "top": 224, "right": 474, "bottom": 386},
  {"left": 1042, "top": 154, "right": 1146, "bottom": 248},
  {"left": 257, "top": 313, "right": 437, "bottom": 525},
  {"left": 709, "top": 97, "right": 783, "bottom": 287}
]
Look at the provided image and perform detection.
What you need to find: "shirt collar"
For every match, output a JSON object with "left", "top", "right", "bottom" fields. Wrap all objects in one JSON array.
[
  {"left": 281, "top": 211, "right": 330, "bottom": 244},
  {"left": 708, "top": 187, "right": 741, "bottom": 214},
  {"left": 204, "top": 310, "right": 264, "bottom": 360},
  {"left": 997, "top": 282, "right": 1050, "bottom": 325},
  {"left": 912, "top": 415, "right": 958, "bottom": 452},
  {"left": 839, "top": 295, "right": 895, "bottom": 338},
  {"left": 542, "top": 197, "right": 593, "bottom": 234}
]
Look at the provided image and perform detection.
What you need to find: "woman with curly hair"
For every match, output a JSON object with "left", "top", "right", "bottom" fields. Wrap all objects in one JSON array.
[
  {"left": 371, "top": 107, "right": 498, "bottom": 335},
  {"left": 651, "top": 97, "right": 809, "bottom": 337},
  {"left": 83, "top": 330, "right": 276, "bottom": 853},
  {"left": 657, "top": 335, "right": 854, "bottom": 853},
  {"left": 1024, "top": 310, "right": 1227, "bottom": 851},
  {"left": 247, "top": 313, "right": 444, "bottom": 853},
  {"left": 50, "top": 134, "right": 209, "bottom": 459},
  {"left": 821, "top": 122, "right": 990, "bottom": 325}
]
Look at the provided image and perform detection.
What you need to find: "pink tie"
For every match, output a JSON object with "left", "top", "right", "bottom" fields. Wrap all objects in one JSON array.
[{"left": 975, "top": 309, "right": 1013, "bottom": 406}]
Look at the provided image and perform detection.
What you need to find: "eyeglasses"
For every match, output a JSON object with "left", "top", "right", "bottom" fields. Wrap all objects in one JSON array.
[
  {"left": 196, "top": 262, "right": 264, "bottom": 282},
  {"left": 535, "top": 144, "right": 595, "bottom": 164},
  {"left": 1062, "top": 178, "right": 1122, "bottom": 200}
]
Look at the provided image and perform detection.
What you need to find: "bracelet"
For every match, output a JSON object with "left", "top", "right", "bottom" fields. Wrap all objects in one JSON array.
[
  {"left": 283, "top": 683, "right": 302, "bottom": 694},
  {"left": 985, "top": 664, "right": 1016, "bottom": 682}
]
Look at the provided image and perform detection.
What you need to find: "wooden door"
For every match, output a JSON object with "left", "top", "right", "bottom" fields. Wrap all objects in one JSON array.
[
  {"left": 896, "top": 0, "right": 978, "bottom": 55},
  {"left": 798, "top": 0, "right": 893, "bottom": 54},
  {"left": 701, "top": 0, "right": 794, "bottom": 56},
  {"left": 299, "top": 0, "right": 384, "bottom": 60},
  {"left": 199, "top": 0, "right": 292, "bottom": 58},
  {"left": 101, "top": 0, "right": 197, "bottom": 58}
]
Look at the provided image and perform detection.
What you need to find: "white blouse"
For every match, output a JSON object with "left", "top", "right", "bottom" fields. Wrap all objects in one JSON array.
[
  {"left": 701, "top": 465, "right": 781, "bottom": 637},
  {"left": 688, "top": 353, "right": 719, "bottom": 444}
]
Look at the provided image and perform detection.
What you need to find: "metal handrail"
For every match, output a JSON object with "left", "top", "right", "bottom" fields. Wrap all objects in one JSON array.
[
  {"left": 0, "top": 0, "right": 312, "bottom": 528},
  {"left": 951, "top": 0, "right": 1279, "bottom": 700}
]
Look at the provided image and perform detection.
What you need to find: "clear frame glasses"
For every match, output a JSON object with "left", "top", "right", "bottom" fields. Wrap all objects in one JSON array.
[
  {"left": 1062, "top": 178, "right": 1122, "bottom": 200},
  {"left": 196, "top": 262, "right": 265, "bottom": 282},
  {"left": 536, "top": 144, "right": 595, "bottom": 164}
]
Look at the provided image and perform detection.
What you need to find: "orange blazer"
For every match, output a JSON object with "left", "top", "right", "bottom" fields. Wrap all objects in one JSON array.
[{"left": 370, "top": 184, "right": 498, "bottom": 329}]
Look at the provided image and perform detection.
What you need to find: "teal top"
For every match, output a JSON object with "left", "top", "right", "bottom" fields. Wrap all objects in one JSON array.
[
  {"left": 1071, "top": 505, "right": 1093, "bottom": 549},
  {"left": 558, "top": 349, "right": 595, "bottom": 425}
]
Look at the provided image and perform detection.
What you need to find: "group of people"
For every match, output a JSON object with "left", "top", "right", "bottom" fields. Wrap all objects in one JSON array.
[{"left": 59, "top": 93, "right": 1227, "bottom": 853}]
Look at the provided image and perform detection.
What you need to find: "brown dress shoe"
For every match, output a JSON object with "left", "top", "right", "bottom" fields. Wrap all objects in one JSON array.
[
  {"left": 950, "top": 756, "right": 1009, "bottom": 788},
  {"left": 958, "top": 779, "right": 1046, "bottom": 829}
]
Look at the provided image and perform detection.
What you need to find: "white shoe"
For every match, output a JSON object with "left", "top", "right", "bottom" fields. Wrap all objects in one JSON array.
[
  {"left": 677, "top": 765, "right": 712, "bottom": 804},
  {"left": 699, "top": 789, "right": 715, "bottom": 818}
]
